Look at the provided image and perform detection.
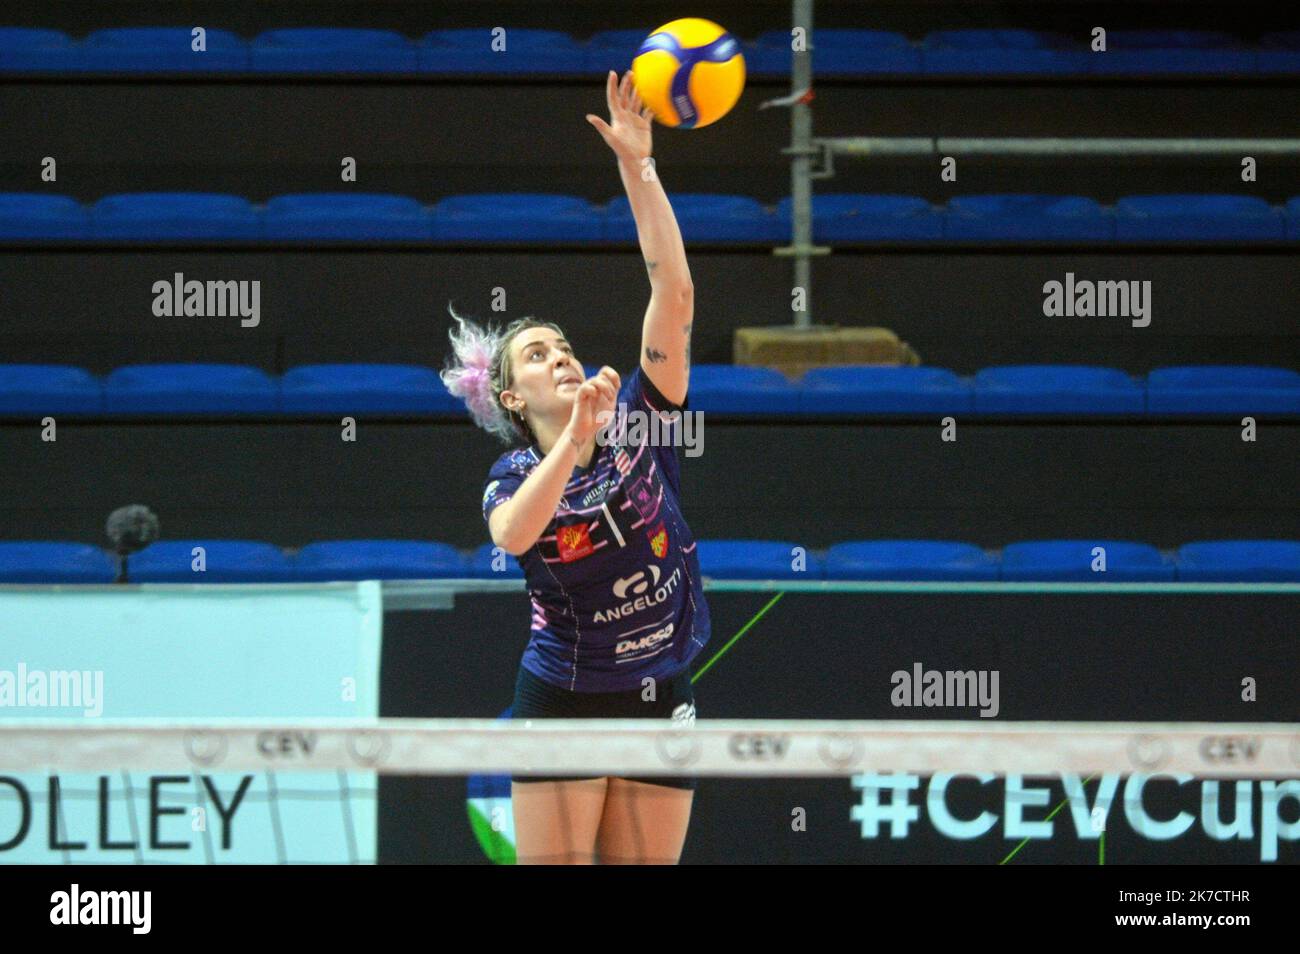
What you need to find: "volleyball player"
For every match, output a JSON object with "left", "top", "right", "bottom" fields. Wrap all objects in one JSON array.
[{"left": 441, "top": 71, "right": 709, "bottom": 864}]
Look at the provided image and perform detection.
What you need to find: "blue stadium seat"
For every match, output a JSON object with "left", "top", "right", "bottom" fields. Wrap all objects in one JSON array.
[
  {"left": 945, "top": 194, "right": 1113, "bottom": 241},
  {"left": 432, "top": 194, "right": 602, "bottom": 242},
  {"left": 696, "top": 540, "right": 823, "bottom": 579},
  {"left": 800, "top": 366, "right": 972, "bottom": 414},
  {"left": 81, "top": 28, "right": 249, "bottom": 72},
  {"left": 605, "top": 194, "right": 777, "bottom": 242},
  {"left": 741, "top": 30, "right": 795, "bottom": 76},
  {"left": 1145, "top": 366, "right": 1300, "bottom": 415},
  {"left": 419, "top": 29, "right": 585, "bottom": 73},
  {"left": 1258, "top": 32, "right": 1300, "bottom": 74},
  {"left": 1001, "top": 540, "right": 1175, "bottom": 581},
  {"left": 1090, "top": 30, "right": 1256, "bottom": 76},
  {"left": 91, "top": 193, "right": 261, "bottom": 240},
  {"left": 1115, "top": 195, "right": 1285, "bottom": 241},
  {"left": 921, "top": 29, "right": 1088, "bottom": 75},
  {"left": 1176, "top": 540, "right": 1300, "bottom": 582},
  {"left": 1286, "top": 197, "right": 1300, "bottom": 239},
  {"left": 465, "top": 542, "right": 526, "bottom": 579},
  {"left": 251, "top": 29, "right": 418, "bottom": 73},
  {"left": 0, "top": 194, "right": 90, "bottom": 239},
  {"left": 0, "top": 28, "right": 83, "bottom": 72},
  {"left": 281, "top": 364, "right": 460, "bottom": 414},
  {"left": 0, "top": 542, "right": 116, "bottom": 583},
  {"left": 584, "top": 30, "right": 650, "bottom": 73},
  {"left": 686, "top": 365, "right": 799, "bottom": 414},
  {"left": 0, "top": 365, "right": 103, "bottom": 415},
  {"left": 264, "top": 194, "right": 431, "bottom": 240},
  {"left": 294, "top": 540, "right": 466, "bottom": 580},
  {"left": 129, "top": 541, "right": 295, "bottom": 582},
  {"left": 749, "top": 29, "right": 923, "bottom": 76},
  {"left": 825, "top": 540, "right": 999, "bottom": 580},
  {"left": 775, "top": 194, "right": 942, "bottom": 241},
  {"left": 7, "top": 26, "right": 1282, "bottom": 79},
  {"left": 104, "top": 364, "right": 278, "bottom": 414},
  {"left": 973, "top": 366, "right": 1144, "bottom": 414},
  {"left": 800, "top": 30, "right": 919, "bottom": 75}
]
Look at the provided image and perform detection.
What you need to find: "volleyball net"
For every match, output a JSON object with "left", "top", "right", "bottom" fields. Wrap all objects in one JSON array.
[{"left": 3, "top": 718, "right": 1298, "bottom": 864}]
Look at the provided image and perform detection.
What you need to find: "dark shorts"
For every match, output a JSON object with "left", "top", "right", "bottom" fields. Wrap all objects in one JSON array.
[{"left": 510, "top": 665, "right": 697, "bottom": 791}]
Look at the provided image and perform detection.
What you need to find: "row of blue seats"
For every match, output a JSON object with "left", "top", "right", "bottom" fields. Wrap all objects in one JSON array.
[
  {"left": 4, "top": 193, "right": 1300, "bottom": 242},
  {"left": 3, "top": 539, "right": 1297, "bottom": 582},
  {"left": 2, "top": 27, "right": 1299, "bottom": 76},
  {"left": 3, "top": 364, "right": 1298, "bottom": 416}
]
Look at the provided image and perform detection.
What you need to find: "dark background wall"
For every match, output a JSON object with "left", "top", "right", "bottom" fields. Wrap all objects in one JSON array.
[
  {"left": 1, "top": 249, "right": 1297, "bottom": 373},
  {"left": 2, "top": 419, "right": 1294, "bottom": 548},
  {"left": 4, "top": 82, "right": 1300, "bottom": 201}
]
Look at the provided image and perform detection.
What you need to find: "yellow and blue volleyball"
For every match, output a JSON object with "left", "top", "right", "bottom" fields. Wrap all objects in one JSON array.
[{"left": 632, "top": 18, "right": 745, "bottom": 129}]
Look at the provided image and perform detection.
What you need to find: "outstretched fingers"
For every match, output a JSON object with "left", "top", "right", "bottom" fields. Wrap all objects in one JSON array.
[{"left": 605, "top": 69, "right": 618, "bottom": 114}]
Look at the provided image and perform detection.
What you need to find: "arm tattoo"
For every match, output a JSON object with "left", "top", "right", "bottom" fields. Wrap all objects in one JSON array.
[
  {"left": 645, "top": 347, "right": 668, "bottom": 363},
  {"left": 645, "top": 260, "right": 658, "bottom": 274}
]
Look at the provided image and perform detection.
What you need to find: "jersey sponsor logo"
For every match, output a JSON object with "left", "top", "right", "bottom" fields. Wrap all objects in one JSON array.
[
  {"left": 556, "top": 522, "right": 594, "bottom": 563},
  {"left": 581, "top": 477, "right": 617, "bottom": 507},
  {"left": 595, "top": 565, "right": 683, "bottom": 623},
  {"left": 647, "top": 522, "right": 668, "bottom": 558},
  {"left": 627, "top": 476, "right": 659, "bottom": 523},
  {"left": 613, "top": 564, "right": 661, "bottom": 598},
  {"left": 615, "top": 622, "right": 674, "bottom": 656}
]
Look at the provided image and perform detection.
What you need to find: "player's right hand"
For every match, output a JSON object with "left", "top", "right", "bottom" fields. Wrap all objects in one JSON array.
[{"left": 566, "top": 366, "right": 621, "bottom": 445}]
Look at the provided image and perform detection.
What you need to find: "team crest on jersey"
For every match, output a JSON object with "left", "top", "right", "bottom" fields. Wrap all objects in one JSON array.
[
  {"left": 647, "top": 521, "right": 668, "bottom": 558},
  {"left": 614, "top": 446, "right": 633, "bottom": 477},
  {"left": 557, "top": 522, "right": 595, "bottom": 563}
]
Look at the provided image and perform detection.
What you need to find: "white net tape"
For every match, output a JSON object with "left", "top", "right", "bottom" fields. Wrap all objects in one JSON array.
[
  {"left": 2, "top": 719, "right": 1298, "bottom": 777},
  {"left": 816, "top": 137, "right": 1300, "bottom": 157}
]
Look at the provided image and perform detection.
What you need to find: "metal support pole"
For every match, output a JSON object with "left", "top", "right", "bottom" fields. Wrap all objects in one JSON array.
[{"left": 790, "top": 0, "right": 814, "bottom": 329}]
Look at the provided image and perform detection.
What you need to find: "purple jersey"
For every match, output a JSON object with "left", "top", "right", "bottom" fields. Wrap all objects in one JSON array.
[{"left": 482, "top": 367, "right": 711, "bottom": 692}]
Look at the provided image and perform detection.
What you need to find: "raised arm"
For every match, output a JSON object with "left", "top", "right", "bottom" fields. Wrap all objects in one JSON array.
[{"left": 587, "top": 70, "right": 693, "bottom": 407}]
